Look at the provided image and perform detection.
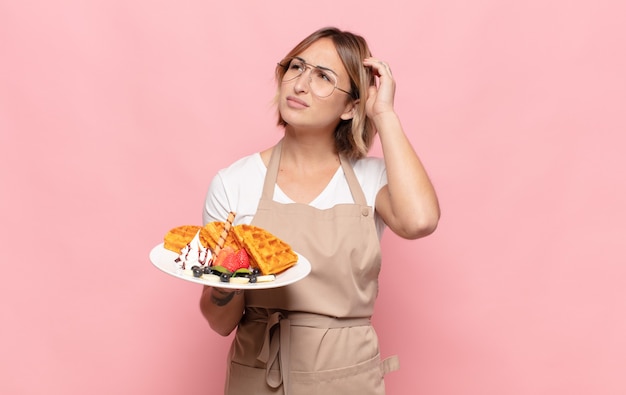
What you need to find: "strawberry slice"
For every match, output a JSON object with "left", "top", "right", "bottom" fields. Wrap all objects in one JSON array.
[
  {"left": 213, "top": 246, "right": 237, "bottom": 273},
  {"left": 234, "top": 248, "right": 250, "bottom": 271}
]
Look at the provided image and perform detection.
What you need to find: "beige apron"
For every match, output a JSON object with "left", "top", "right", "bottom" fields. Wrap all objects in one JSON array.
[{"left": 224, "top": 140, "right": 399, "bottom": 395}]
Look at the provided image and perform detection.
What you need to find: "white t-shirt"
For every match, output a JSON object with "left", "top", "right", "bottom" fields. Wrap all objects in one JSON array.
[{"left": 203, "top": 153, "right": 389, "bottom": 238}]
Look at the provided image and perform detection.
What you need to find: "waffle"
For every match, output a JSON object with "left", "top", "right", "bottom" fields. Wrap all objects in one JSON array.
[
  {"left": 163, "top": 225, "right": 202, "bottom": 253},
  {"left": 200, "top": 221, "right": 240, "bottom": 254},
  {"left": 233, "top": 224, "right": 297, "bottom": 275}
]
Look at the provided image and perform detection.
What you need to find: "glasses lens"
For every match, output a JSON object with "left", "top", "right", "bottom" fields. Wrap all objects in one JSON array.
[
  {"left": 282, "top": 58, "right": 338, "bottom": 98},
  {"left": 283, "top": 58, "right": 304, "bottom": 81},
  {"left": 309, "top": 68, "right": 336, "bottom": 97}
]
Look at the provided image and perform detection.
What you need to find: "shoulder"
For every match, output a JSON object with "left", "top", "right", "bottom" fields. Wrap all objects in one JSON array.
[
  {"left": 351, "top": 156, "right": 385, "bottom": 174},
  {"left": 350, "top": 156, "right": 387, "bottom": 187},
  {"left": 209, "top": 152, "right": 266, "bottom": 201},
  {"left": 217, "top": 153, "right": 265, "bottom": 177},
  {"left": 210, "top": 153, "right": 267, "bottom": 192},
  {"left": 203, "top": 153, "right": 266, "bottom": 225}
]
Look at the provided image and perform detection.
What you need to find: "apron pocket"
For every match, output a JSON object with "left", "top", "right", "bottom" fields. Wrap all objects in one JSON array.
[
  {"left": 226, "top": 353, "right": 396, "bottom": 395},
  {"left": 291, "top": 353, "right": 387, "bottom": 395}
]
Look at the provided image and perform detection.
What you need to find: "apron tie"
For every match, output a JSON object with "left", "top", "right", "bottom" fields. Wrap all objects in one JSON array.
[
  {"left": 256, "top": 311, "right": 291, "bottom": 393},
  {"left": 251, "top": 308, "right": 371, "bottom": 395}
]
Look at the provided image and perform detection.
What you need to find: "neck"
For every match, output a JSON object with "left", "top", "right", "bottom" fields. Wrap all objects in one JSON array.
[{"left": 280, "top": 127, "right": 338, "bottom": 165}]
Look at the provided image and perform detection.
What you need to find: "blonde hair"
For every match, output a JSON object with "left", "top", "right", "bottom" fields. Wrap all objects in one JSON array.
[{"left": 275, "top": 27, "right": 376, "bottom": 160}]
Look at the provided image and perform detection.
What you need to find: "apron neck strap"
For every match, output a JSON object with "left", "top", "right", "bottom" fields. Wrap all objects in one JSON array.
[
  {"left": 339, "top": 154, "right": 368, "bottom": 206},
  {"left": 262, "top": 138, "right": 368, "bottom": 206},
  {"left": 262, "top": 139, "right": 283, "bottom": 199}
]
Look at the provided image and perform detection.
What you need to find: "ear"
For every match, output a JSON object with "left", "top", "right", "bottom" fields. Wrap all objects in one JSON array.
[{"left": 340, "top": 99, "right": 359, "bottom": 121}]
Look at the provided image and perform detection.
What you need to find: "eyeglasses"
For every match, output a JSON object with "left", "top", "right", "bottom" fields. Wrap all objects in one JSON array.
[{"left": 279, "top": 57, "right": 353, "bottom": 98}]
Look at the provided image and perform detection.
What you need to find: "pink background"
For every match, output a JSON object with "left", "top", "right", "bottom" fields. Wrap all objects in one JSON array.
[{"left": 2, "top": 0, "right": 625, "bottom": 394}]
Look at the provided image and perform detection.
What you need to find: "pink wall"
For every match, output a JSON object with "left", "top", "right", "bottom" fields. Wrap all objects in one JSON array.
[{"left": 2, "top": 1, "right": 625, "bottom": 394}]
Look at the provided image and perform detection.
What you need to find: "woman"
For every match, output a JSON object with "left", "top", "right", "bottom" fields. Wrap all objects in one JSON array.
[{"left": 200, "top": 27, "right": 440, "bottom": 395}]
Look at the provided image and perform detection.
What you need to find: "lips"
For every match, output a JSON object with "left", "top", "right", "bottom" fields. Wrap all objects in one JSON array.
[{"left": 286, "top": 96, "right": 309, "bottom": 109}]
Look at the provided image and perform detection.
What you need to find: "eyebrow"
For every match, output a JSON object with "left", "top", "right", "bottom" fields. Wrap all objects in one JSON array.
[{"left": 294, "top": 56, "right": 339, "bottom": 76}]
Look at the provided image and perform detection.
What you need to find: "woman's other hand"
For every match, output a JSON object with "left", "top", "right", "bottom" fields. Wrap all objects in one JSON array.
[{"left": 363, "top": 57, "right": 396, "bottom": 119}]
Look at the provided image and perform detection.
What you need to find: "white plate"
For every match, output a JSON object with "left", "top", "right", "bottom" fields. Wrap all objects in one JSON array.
[{"left": 149, "top": 243, "right": 311, "bottom": 289}]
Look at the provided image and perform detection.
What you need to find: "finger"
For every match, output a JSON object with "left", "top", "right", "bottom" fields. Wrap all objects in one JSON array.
[
  {"left": 363, "top": 58, "right": 393, "bottom": 76},
  {"left": 378, "top": 61, "right": 392, "bottom": 77}
]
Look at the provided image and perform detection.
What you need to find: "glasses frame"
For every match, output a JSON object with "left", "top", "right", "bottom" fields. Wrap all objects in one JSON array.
[{"left": 278, "top": 57, "right": 353, "bottom": 98}]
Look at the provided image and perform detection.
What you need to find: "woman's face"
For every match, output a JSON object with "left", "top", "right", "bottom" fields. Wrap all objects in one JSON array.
[{"left": 278, "top": 38, "right": 355, "bottom": 132}]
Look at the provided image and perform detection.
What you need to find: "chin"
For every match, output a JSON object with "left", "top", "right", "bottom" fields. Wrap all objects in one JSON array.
[{"left": 279, "top": 110, "right": 306, "bottom": 128}]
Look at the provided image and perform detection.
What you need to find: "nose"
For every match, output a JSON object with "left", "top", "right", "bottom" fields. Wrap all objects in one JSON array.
[{"left": 293, "top": 67, "right": 312, "bottom": 93}]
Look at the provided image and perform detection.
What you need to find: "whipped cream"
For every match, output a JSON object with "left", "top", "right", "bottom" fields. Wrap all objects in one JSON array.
[{"left": 175, "top": 231, "right": 211, "bottom": 271}]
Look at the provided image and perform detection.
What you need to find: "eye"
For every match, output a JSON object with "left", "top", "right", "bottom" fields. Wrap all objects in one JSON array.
[
  {"left": 312, "top": 68, "right": 335, "bottom": 84},
  {"left": 289, "top": 59, "right": 305, "bottom": 71}
]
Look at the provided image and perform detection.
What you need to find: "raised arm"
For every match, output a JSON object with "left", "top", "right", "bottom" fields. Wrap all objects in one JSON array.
[{"left": 363, "top": 57, "right": 440, "bottom": 239}]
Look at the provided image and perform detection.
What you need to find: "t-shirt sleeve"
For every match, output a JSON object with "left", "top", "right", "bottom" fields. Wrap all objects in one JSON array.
[
  {"left": 373, "top": 163, "right": 388, "bottom": 237},
  {"left": 376, "top": 162, "right": 388, "bottom": 197},
  {"left": 202, "top": 172, "right": 231, "bottom": 225},
  {"left": 353, "top": 156, "right": 388, "bottom": 207},
  {"left": 201, "top": 154, "right": 265, "bottom": 226}
]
